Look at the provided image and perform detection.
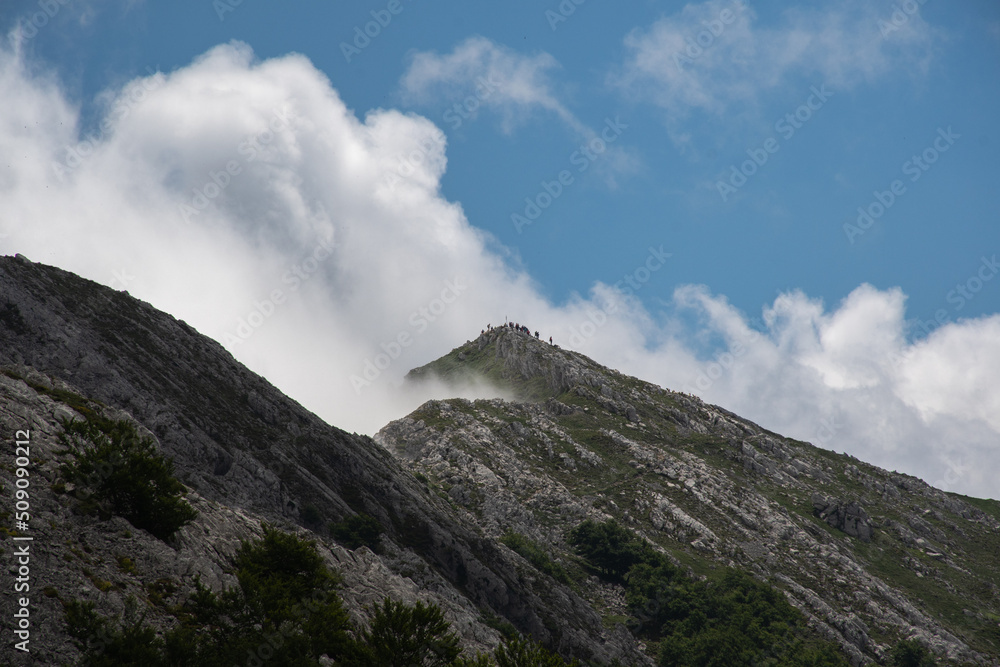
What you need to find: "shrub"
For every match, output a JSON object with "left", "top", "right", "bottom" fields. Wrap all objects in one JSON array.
[
  {"left": 184, "top": 525, "right": 353, "bottom": 664},
  {"left": 653, "top": 569, "right": 848, "bottom": 666},
  {"left": 889, "top": 639, "right": 938, "bottom": 667},
  {"left": 64, "top": 526, "right": 354, "bottom": 666},
  {"left": 567, "top": 519, "right": 848, "bottom": 667},
  {"left": 65, "top": 598, "right": 167, "bottom": 667},
  {"left": 495, "top": 637, "right": 580, "bottom": 667},
  {"left": 59, "top": 419, "right": 196, "bottom": 541},
  {"left": 301, "top": 503, "right": 322, "bottom": 527},
  {"left": 352, "top": 597, "right": 461, "bottom": 666},
  {"left": 331, "top": 513, "right": 383, "bottom": 551},
  {"left": 567, "top": 519, "right": 659, "bottom": 582}
]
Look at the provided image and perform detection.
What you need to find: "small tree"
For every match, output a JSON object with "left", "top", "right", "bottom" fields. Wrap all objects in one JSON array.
[
  {"left": 331, "top": 513, "right": 383, "bottom": 551},
  {"left": 354, "top": 598, "right": 461, "bottom": 666},
  {"left": 890, "top": 639, "right": 937, "bottom": 667},
  {"left": 59, "top": 419, "right": 196, "bottom": 541},
  {"left": 495, "top": 637, "right": 580, "bottom": 667},
  {"left": 567, "top": 519, "right": 659, "bottom": 582}
]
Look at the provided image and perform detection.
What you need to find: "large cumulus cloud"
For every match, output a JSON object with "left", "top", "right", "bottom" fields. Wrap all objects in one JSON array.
[{"left": 0, "top": 40, "right": 996, "bottom": 498}]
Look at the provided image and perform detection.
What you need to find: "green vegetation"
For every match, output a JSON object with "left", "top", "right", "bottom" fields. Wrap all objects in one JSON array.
[
  {"left": 67, "top": 525, "right": 353, "bottom": 665},
  {"left": 58, "top": 418, "right": 196, "bottom": 541},
  {"left": 569, "top": 519, "right": 848, "bottom": 667},
  {"left": 889, "top": 639, "right": 937, "bottom": 667},
  {"left": 330, "top": 513, "right": 383, "bottom": 551},
  {"left": 2, "top": 367, "right": 105, "bottom": 421},
  {"left": 354, "top": 597, "right": 461, "bottom": 666},
  {"left": 66, "top": 598, "right": 166, "bottom": 667},
  {"left": 64, "top": 525, "right": 587, "bottom": 666},
  {"left": 567, "top": 519, "right": 659, "bottom": 583},
  {"left": 501, "top": 532, "right": 572, "bottom": 586},
  {"left": 494, "top": 637, "right": 581, "bottom": 666}
]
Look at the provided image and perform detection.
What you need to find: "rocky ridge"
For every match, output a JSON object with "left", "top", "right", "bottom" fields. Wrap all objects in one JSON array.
[
  {"left": 1, "top": 256, "right": 998, "bottom": 665},
  {"left": 382, "top": 326, "right": 1000, "bottom": 665},
  {"left": 0, "top": 256, "right": 648, "bottom": 664}
]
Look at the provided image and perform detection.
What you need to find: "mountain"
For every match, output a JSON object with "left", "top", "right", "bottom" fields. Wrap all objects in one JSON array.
[{"left": 1, "top": 254, "right": 998, "bottom": 666}]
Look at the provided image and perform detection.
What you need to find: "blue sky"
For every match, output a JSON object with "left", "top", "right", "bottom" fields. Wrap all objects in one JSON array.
[{"left": 1, "top": 0, "right": 998, "bottom": 497}]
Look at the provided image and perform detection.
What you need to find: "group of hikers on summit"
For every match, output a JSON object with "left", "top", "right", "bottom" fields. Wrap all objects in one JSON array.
[{"left": 482, "top": 321, "right": 554, "bottom": 346}]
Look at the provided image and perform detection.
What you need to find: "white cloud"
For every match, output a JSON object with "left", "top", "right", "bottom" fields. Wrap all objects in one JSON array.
[
  {"left": 399, "top": 35, "right": 587, "bottom": 136},
  {"left": 633, "top": 284, "right": 1000, "bottom": 499},
  {"left": 613, "top": 0, "right": 937, "bottom": 119},
  {"left": 1, "top": 40, "right": 997, "bottom": 499},
  {"left": 399, "top": 36, "right": 640, "bottom": 186}
]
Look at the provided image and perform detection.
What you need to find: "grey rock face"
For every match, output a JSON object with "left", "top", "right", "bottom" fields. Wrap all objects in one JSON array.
[
  {"left": 386, "top": 327, "right": 1000, "bottom": 666},
  {"left": 2, "top": 258, "right": 999, "bottom": 666},
  {"left": 812, "top": 494, "right": 874, "bottom": 542},
  {"left": 0, "top": 257, "right": 647, "bottom": 664}
]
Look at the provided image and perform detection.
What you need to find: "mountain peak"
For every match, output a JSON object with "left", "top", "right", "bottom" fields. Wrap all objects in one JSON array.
[
  {"left": 4, "top": 257, "right": 1000, "bottom": 665},
  {"left": 408, "top": 324, "right": 642, "bottom": 401},
  {"left": 389, "top": 320, "right": 1000, "bottom": 665}
]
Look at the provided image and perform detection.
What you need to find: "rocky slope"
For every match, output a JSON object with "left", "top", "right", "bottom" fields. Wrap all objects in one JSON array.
[
  {"left": 1, "top": 255, "right": 998, "bottom": 665},
  {"left": 381, "top": 326, "right": 1000, "bottom": 665},
  {"left": 0, "top": 255, "right": 647, "bottom": 665}
]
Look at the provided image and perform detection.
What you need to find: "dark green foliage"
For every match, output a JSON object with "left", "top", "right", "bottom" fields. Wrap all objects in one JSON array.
[
  {"left": 65, "top": 599, "right": 167, "bottom": 667},
  {"left": 331, "top": 513, "right": 383, "bottom": 551},
  {"left": 494, "top": 637, "right": 580, "bottom": 667},
  {"left": 0, "top": 302, "right": 28, "bottom": 334},
  {"left": 501, "top": 532, "right": 572, "bottom": 585},
  {"left": 569, "top": 520, "right": 849, "bottom": 667},
  {"left": 624, "top": 560, "right": 683, "bottom": 636},
  {"left": 301, "top": 503, "right": 322, "bottom": 527},
  {"left": 397, "top": 513, "right": 435, "bottom": 551},
  {"left": 352, "top": 597, "right": 461, "bottom": 666},
  {"left": 59, "top": 418, "right": 196, "bottom": 541},
  {"left": 175, "top": 525, "right": 354, "bottom": 665},
  {"left": 889, "top": 639, "right": 938, "bottom": 667},
  {"left": 62, "top": 524, "right": 586, "bottom": 667},
  {"left": 653, "top": 569, "right": 846, "bottom": 666},
  {"left": 64, "top": 526, "right": 354, "bottom": 666},
  {"left": 481, "top": 612, "right": 519, "bottom": 640},
  {"left": 567, "top": 519, "right": 659, "bottom": 582}
]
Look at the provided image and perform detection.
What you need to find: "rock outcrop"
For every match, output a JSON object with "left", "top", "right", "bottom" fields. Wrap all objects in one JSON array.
[
  {"left": 384, "top": 327, "right": 1000, "bottom": 665},
  {"left": 1, "top": 257, "right": 999, "bottom": 665},
  {"left": 0, "top": 257, "right": 649, "bottom": 665},
  {"left": 812, "top": 494, "right": 874, "bottom": 542}
]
